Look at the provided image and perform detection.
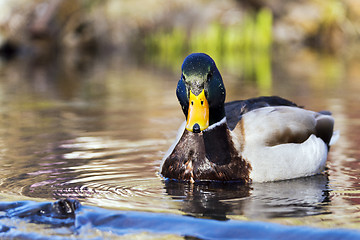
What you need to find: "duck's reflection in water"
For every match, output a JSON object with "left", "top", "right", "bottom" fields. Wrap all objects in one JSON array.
[
  {"left": 164, "top": 174, "right": 330, "bottom": 220},
  {"left": 165, "top": 180, "right": 251, "bottom": 220}
]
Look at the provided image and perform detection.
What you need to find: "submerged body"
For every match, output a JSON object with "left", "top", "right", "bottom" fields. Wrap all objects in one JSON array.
[{"left": 161, "top": 53, "right": 337, "bottom": 183}]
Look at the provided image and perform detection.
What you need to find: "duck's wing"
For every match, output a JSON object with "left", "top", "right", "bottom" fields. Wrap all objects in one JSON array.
[
  {"left": 238, "top": 106, "right": 335, "bottom": 182},
  {"left": 225, "top": 96, "right": 298, "bottom": 130},
  {"left": 240, "top": 106, "right": 334, "bottom": 147}
]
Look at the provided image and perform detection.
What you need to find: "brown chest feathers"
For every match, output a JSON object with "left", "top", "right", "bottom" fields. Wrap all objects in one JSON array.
[{"left": 161, "top": 124, "right": 252, "bottom": 183}]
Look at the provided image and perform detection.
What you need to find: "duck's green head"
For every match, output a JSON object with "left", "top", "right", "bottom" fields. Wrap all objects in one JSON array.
[{"left": 176, "top": 53, "right": 226, "bottom": 133}]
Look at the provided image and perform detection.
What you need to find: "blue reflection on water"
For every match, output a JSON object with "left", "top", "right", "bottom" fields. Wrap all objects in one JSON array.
[{"left": 0, "top": 199, "right": 359, "bottom": 240}]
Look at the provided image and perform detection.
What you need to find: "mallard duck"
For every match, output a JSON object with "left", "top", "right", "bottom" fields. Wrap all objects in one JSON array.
[{"left": 160, "top": 53, "right": 337, "bottom": 183}]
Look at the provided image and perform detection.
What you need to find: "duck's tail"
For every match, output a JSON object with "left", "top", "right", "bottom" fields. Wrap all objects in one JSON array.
[{"left": 315, "top": 111, "right": 339, "bottom": 147}]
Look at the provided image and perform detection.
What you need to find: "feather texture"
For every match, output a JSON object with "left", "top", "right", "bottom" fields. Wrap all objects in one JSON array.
[{"left": 238, "top": 106, "right": 333, "bottom": 182}]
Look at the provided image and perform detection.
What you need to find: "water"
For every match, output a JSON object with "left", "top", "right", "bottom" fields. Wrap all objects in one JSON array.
[{"left": 0, "top": 48, "right": 359, "bottom": 238}]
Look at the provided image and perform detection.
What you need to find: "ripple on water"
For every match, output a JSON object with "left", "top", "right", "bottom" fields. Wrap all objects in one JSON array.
[
  {"left": 43, "top": 136, "right": 177, "bottom": 212},
  {"left": 27, "top": 132, "right": 337, "bottom": 220},
  {"left": 52, "top": 178, "right": 179, "bottom": 212}
]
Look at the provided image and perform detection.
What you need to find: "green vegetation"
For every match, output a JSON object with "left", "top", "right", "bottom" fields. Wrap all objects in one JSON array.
[{"left": 145, "top": 8, "right": 273, "bottom": 93}]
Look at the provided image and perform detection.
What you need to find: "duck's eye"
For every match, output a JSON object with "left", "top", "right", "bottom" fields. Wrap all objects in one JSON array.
[
  {"left": 201, "top": 100, "right": 204, "bottom": 105},
  {"left": 191, "top": 101, "right": 194, "bottom": 105},
  {"left": 207, "top": 72, "right": 212, "bottom": 81},
  {"left": 182, "top": 74, "right": 186, "bottom": 81}
]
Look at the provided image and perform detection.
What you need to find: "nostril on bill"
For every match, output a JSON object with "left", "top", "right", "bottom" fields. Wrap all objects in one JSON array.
[{"left": 193, "top": 123, "right": 201, "bottom": 133}]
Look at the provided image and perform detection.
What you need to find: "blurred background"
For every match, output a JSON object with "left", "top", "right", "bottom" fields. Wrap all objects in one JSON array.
[
  {"left": 1, "top": 0, "right": 359, "bottom": 68},
  {"left": 0, "top": 0, "right": 359, "bottom": 87},
  {"left": 0, "top": 0, "right": 359, "bottom": 100}
]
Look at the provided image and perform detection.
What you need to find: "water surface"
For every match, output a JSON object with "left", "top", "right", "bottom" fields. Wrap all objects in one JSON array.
[{"left": 0, "top": 49, "right": 360, "bottom": 237}]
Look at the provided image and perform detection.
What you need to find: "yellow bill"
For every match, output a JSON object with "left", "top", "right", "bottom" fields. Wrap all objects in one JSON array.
[{"left": 186, "top": 89, "right": 209, "bottom": 132}]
